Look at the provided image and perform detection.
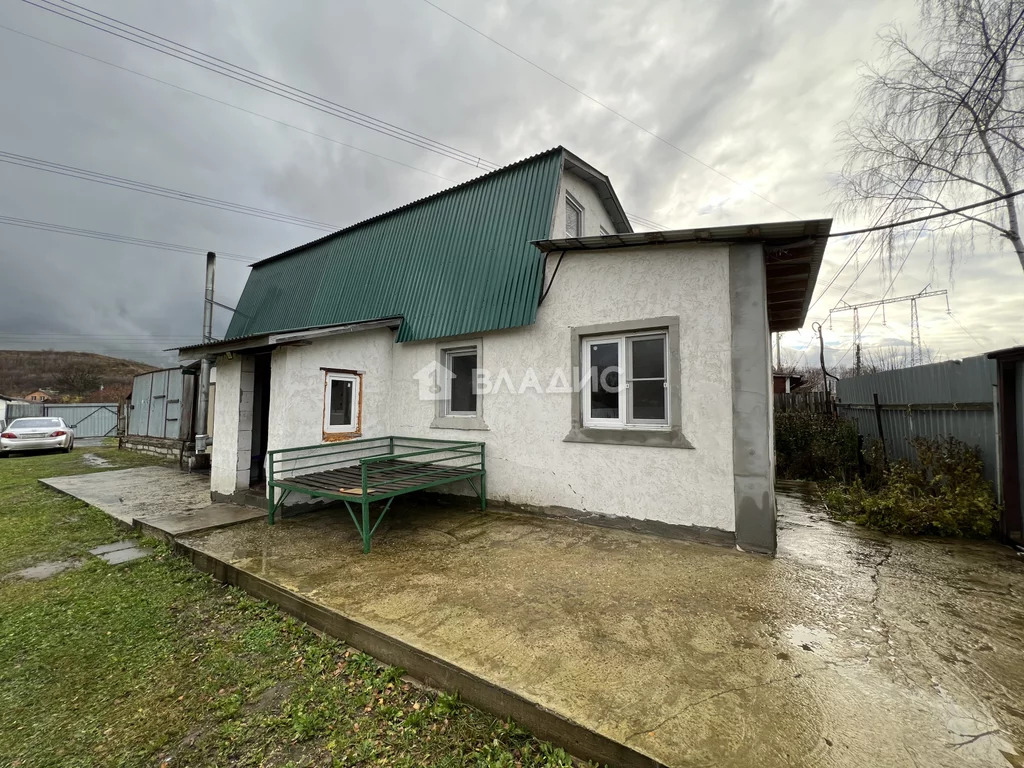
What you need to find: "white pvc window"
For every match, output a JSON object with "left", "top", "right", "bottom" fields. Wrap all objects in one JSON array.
[
  {"left": 581, "top": 331, "right": 669, "bottom": 429},
  {"left": 565, "top": 194, "right": 583, "bottom": 238},
  {"left": 324, "top": 372, "right": 359, "bottom": 433},
  {"left": 442, "top": 346, "right": 479, "bottom": 417}
]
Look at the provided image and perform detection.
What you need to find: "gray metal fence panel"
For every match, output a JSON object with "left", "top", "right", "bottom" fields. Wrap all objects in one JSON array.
[
  {"left": 165, "top": 370, "right": 183, "bottom": 439},
  {"left": 7, "top": 403, "right": 118, "bottom": 438},
  {"left": 148, "top": 369, "right": 168, "bottom": 438},
  {"left": 6, "top": 403, "right": 45, "bottom": 421},
  {"left": 836, "top": 355, "right": 999, "bottom": 484},
  {"left": 45, "top": 404, "right": 119, "bottom": 438},
  {"left": 129, "top": 374, "right": 151, "bottom": 435}
]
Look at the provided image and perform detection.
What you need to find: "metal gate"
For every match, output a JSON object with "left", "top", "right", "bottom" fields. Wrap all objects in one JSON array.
[
  {"left": 6, "top": 402, "right": 120, "bottom": 438},
  {"left": 128, "top": 367, "right": 192, "bottom": 439}
]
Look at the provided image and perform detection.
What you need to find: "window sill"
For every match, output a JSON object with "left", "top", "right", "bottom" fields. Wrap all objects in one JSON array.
[
  {"left": 562, "top": 426, "right": 693, "bottom": 449},
  {"left": 322, "top": 431, "right": 362, "bottom": 443},
  {"left": 430, "top": 415, "right": 489, "bottom": 431}
]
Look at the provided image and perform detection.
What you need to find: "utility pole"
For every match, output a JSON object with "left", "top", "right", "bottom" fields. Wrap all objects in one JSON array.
[
  {"left": 853, "top": 307, "right": 862, "bottom": 376},
  {"left": 195, "top": 252, "right": 215, "bottom": 454},
  {"left": 774, "top": 333, "right": 781, "bottom": 371},
  {"left": 830, "top": 288, "right": 948, "bottom": 370}
]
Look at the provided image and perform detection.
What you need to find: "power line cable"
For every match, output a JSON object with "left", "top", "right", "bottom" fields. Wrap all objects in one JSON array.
[
  {"left": 0, "top": 214, "right": 254, "bottom": 262},
  {"left": 0, "top": 23, "right": 457, "bottom": 184},
  {"left": 808, "top": 7, "right": 1024, "bottom": 311},
  {"left": 827, "top": 188, "right": 1024, "bottom": 238},
  {"left": 0, "top": 151, "right": 339, "bottom": 232},
  {"left": 418, "top": 0, "right": 801, "bottom": 218},
  {"left": 6, "top": 13, "right": 671, "bottom": 234},
  {"left": 21, "top": 0, "right": 498, "bottom": 170}
]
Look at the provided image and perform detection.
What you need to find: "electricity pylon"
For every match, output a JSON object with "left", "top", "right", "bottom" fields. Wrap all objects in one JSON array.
[{"left": 831, "top": 288, "right": 948, "bottom": 372}]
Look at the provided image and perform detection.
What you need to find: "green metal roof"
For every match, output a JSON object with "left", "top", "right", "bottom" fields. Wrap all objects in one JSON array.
[{"left": 226, "top": 148, "right": 565, "bottom": 343}]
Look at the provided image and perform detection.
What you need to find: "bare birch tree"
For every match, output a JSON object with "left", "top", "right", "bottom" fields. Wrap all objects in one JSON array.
[{"left": 837, "top": 0, "right": 1024, "bottom": 275}]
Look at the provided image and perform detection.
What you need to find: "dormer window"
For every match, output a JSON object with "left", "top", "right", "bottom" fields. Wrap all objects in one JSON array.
[{"left": 565, "top": 194, "right": 583, "bottom": 238}]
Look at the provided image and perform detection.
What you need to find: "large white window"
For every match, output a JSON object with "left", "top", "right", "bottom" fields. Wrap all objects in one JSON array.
[
  {"left": 581, "top": 331, "right": 668, "bottom": 429},
  {"left": 565, "top": 194, "right": 583, "bottom": 238},
  {"left": 323, "top": 372, "right": 360, "bottom": 433},
  {"left": 442, "top": 346, "right": 479, "bottom": 417}
]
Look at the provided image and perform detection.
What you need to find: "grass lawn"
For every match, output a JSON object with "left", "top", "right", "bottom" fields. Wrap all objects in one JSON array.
[{"left": 0, "top": 445, "right": 586, "bottom": 767}]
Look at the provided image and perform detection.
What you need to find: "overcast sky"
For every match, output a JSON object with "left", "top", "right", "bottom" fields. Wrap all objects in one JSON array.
[{"left": 1, "top": 0, "right": 1021, "bottom": 370}]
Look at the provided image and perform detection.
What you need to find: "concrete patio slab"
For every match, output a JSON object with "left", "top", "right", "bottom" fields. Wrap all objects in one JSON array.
[
  {"left": 178, "top": 488, "right": 1024, "bottom": 768},
  {"left": 40, "top": 466, "right": 210, "bottom": 526},
  {"left": 136, "top": 503, "right": 265, "bottom": 541}
]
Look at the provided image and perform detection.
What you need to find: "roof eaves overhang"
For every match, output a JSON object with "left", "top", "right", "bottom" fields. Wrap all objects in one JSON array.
[
  {"left": 532, "top": 218, "right": 832, "bottom": 333},
  {"left": 987, "top": 345, "right": 1024, "bottom": 362},
  {"left": 175, "top": 317, "right": 403, "bottom": 361},
  {"left": 561, "top": 149, "right": 634, "bottom": 234}
]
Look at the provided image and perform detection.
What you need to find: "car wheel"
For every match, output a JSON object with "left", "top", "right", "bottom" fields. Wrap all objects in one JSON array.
[{"left": 64, "top": 442, "right": 73, "bottom": 453}]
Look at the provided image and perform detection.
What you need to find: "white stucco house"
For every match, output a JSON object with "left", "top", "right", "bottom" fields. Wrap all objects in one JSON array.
[{"left": 179, "top": 147, "right": 830, "bottom": 554}]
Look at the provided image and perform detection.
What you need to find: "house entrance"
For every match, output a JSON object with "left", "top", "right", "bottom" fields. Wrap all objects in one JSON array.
[{"left": 249, "top": 353, "right": 272, "bottom": 489}]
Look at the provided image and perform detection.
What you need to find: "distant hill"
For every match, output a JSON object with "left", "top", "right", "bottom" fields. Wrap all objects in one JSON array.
[{"left": 0, "top": 350, "right": 157, "bottom": 403}]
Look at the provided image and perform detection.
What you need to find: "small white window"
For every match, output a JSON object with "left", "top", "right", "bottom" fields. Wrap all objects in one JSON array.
[
  {"left": 565, "top": 194, "right": 583, "bottom": 238},
  {"left": 442, "top": 346, "right": 479, "bottom": 417},
  {"left": 324, "top": 372, "right": 359, "bottom": 433},
  {"left": 581, "top": 331, "right": 668, "bottom": 429}
]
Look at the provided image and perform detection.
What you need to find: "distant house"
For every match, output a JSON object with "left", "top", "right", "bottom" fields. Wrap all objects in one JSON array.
[
  {"left": 179, "top": 147, "right": 831, "bottom": 555},
  {"left": 772, "top": 373, "right": 804, "bottom": 394},
  {"left": 24, "top": 389, "right": 57, "bottom": 403}
]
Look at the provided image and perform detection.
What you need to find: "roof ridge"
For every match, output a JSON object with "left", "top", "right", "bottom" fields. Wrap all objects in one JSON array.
[{"left": 249, "top": 146, "right": 565, "bottom": 268}]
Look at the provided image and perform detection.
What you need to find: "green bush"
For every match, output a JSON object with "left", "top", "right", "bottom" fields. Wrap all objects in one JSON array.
[
  {"left": 774, "top": 411, "right": 859, "bottom": 481},
  {"left": 818, "top": 437, "right": 999, "bottom": 537}
]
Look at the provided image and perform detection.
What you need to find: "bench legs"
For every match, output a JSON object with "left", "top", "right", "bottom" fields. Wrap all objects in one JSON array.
[
  {"left": 267, "top": 487, "right": 291, "bottom": 525},
  {"left": 341, "top": 497, "right": 395, "bottom": 553},
  {"left": 361, "top": 500, "right": 371, "bottom": 554}
]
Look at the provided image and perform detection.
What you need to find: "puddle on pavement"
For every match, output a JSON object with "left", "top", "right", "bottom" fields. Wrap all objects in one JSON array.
[
  {"left": 81, "top": 453, "right": 112, "bottom": 468},
  {"left": 7, "top": 559, "right": 84, "bottom": 580}
]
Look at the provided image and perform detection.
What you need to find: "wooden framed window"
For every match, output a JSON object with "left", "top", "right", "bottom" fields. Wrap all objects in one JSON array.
[{"left": 323, "top": 372, "right": 360, "bottom": 434}]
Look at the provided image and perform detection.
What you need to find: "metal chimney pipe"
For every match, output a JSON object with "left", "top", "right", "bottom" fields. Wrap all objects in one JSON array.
[{"left": 195, "top": 252, "right": 216, "bottom": 453}]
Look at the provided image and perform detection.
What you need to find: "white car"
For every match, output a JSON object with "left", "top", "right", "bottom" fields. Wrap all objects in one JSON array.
[{"left": 0, "top": 417, "right": 75, "bottom": 457}]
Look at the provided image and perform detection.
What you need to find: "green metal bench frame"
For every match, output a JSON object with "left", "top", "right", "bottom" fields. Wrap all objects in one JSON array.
[{"left": 266, "top": 436, "right": 486, "bottom": 553}]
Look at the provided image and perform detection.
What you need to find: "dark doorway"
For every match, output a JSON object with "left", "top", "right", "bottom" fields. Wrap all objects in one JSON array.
[{"left": 250, "top": 353, "right": 272, "bottom": 488}]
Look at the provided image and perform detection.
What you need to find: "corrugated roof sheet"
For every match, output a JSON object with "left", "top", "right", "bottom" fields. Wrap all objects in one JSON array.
[{"left": 226, "top": 148, "right": 564, "bottom": 343}]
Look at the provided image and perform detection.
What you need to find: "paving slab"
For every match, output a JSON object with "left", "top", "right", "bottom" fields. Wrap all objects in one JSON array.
[
  {"left": 40, "top": 466, "right": 210, "bottom": 526},
  {"left": 89, "top": 540, "right": 137, "bottom": 556},
  {"left": 136, "top": 503, "right": 265, "bottom": 540},
  {"left": 179, "top": 488, "right": 1024, "bottom": 768}
]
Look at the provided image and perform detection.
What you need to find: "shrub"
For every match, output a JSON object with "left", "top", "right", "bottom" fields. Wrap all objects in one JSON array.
[
  {"left": 774, "top": 411, "right": 859, "bottom": 481},
  {"left": 818, "top": 437, "right": 999, "bottom": 537}
]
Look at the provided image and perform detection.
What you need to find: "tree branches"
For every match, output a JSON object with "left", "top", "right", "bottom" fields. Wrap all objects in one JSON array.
[{"left": 837, "top": 0, "right": 1024, "bottom": 275}]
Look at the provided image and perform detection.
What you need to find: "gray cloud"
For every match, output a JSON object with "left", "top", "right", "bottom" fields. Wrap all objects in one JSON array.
[{"left": 0, "top": 0, "right": 1020, "bottom": 370}]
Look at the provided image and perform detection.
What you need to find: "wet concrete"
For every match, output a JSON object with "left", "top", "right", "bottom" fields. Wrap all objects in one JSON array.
[
  {"left": 40, "top": 466, "right": 212, "bottom": 526},
  {"left": 180, "top": 487, "right": 1024, "bottom": 767},
  {"left": 136, "top": 503, "right": 264, "bottom": 540}
]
